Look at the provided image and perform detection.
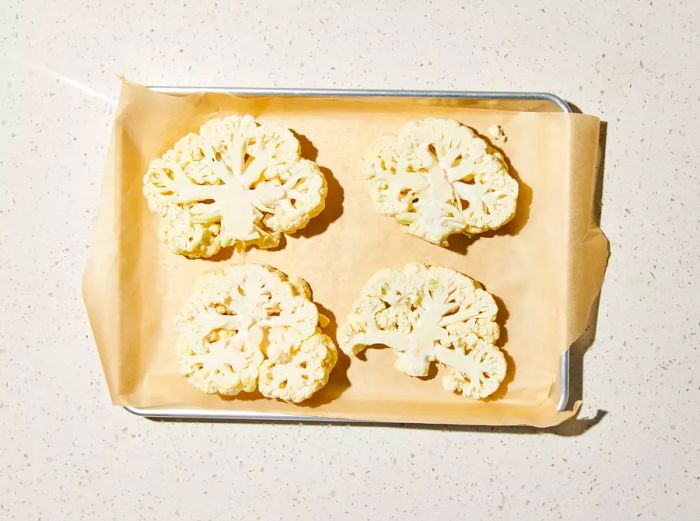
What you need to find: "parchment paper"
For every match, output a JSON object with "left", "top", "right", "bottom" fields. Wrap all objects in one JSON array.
[{"left": 82, "top": 80, "right": 608, "bottom": 427}]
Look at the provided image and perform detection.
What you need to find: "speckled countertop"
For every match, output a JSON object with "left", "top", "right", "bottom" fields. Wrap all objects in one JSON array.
[{"left": 2, "top": 1, "right": 699, "bottom": 519}]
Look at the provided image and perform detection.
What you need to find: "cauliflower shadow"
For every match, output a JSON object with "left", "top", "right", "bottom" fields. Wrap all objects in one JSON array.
[
  {"left": 205, "top": 237, "right": 289, "bottom": 262},
  {"left": 445, "top": 131, "right": 533, "bottom": 255},
  {"left": 296, "top": 303, "right": 352, "bottom": 407},
  {"left": 217, "top": 390, "right": 265, "bottom": 402},
  {"left": 418, "top": 363, "right": 439, "bottom": 380},
  {"left": 445, "top": 234, "right": 477, "bottom": 256},
  {"left": 289, "top": 131, "right": 344, "bottom": 239},
  {"left": 207, "top": 248, "right": 236, "bottom": 262}
]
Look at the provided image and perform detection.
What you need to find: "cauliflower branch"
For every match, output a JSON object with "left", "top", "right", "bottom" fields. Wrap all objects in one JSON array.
[
  {"left": 143, "top": 115, "right": 327, "bottom": 258},
  {"left": 365, "top": 118, "right": 518, "bottom": 245},
  {"left": 174, "top": 264, "right": 337, "bottom": 403},
  {"left": 338, "top": 263, "right": 506, "bottom": 399}
]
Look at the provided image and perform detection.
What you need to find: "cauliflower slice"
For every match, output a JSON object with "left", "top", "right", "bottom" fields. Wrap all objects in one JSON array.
[
  {"left": 365, "top": 118, "right": 518, "bottom": 245},
  {"left": 143, "top": 115, "right": 327, "bottom": 258},
  {"left": 174, "top": 264, "right": 337, "bottom": 402},
  {"left": 337, "top": 263, "right": 506, "bottom": 399}
]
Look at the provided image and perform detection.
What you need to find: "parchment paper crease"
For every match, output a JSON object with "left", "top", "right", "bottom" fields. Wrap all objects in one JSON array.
[{"left": 83, "top": 81, "right": 608, "bottom": 427}]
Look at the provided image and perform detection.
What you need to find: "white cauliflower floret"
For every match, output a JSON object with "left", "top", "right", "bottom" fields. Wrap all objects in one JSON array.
[
  {"left": 337, "top": 263, "right": 506, "bottom": 399},
  {"left": 174, "top": 264, "right": 337, "bottom": 403},
  {"left": 365, "top": 118, "right": 518, "bottom": 245},
  {"left": 143, "top": 115, "right": 327, "bottom": 258},
  {"left": 258, "top": 332, "right": 338, "bottom": 403},
  {"left": 439, "top": 340, "right": 506, "bottom": 399}
]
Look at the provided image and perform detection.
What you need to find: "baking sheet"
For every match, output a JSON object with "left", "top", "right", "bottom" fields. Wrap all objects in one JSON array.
[{"left": 83, "top": 80, "right": 608, "bottom": 427}]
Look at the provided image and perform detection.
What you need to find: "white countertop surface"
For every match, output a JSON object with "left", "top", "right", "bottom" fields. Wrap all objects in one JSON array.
[{"left": 2, "top": 1, "right": 699, "bottom": 519}]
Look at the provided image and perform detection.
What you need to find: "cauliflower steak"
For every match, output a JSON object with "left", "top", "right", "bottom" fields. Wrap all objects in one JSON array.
[
  {"left": 365, "top": 118, "right": 518, "bottom": 245},
  {"left": 144, "top": 115, "right": 327, "bottom": 258},
  {"left": 338, "top": 263, "right": 506, "bottom": 399},
  {"left": 175, "top": 265, "right": 337, "bottom": 403}
]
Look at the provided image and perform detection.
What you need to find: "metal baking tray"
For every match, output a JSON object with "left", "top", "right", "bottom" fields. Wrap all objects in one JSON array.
[{"left": 125, "top": 87, "right": 571, "bottom": 423}]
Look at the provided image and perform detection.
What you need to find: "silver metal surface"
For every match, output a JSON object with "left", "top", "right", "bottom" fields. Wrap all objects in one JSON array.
[
  {"left": 127, "top": 87, "right": 572, "bottom": 424},
  {"left": 149, "top": 86, "right": 570, "bottom": 113}
]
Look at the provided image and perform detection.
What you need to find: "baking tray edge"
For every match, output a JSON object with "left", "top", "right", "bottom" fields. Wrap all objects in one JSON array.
[{"left": 124, "top": 87, "right": 571, "bottom": 423}]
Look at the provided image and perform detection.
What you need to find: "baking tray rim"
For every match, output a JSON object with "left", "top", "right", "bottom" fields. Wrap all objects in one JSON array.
[{"left": 124, "top": 86, "right": 571, "bottom": 423}]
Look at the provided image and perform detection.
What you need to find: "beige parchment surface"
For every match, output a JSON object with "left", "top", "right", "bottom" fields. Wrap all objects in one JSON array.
[{"left": 82, "top": 81, "right": 608, "bottom": 427}]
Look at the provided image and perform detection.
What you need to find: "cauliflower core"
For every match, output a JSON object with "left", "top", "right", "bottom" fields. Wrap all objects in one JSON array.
[
  {"left": 143, "top": 115, "right": 327, "bottom": 258},
  {"left": 365, "top": 118, "right": 518, "bottom": 245},
  {"left": 174, "top": 265, "right": 337, "bottom": 403},
  {"left": 338, "top": 263, "right": 506, "bottom": 399}
]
